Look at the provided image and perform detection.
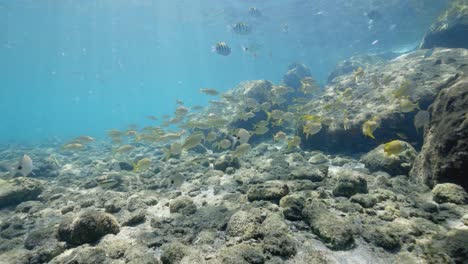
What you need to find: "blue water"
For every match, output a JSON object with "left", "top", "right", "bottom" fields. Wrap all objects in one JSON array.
[{"left": 0, "top": 0, "right": 448, "bottom": 144}]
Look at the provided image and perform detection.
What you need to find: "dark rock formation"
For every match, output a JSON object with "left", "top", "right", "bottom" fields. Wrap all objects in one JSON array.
[
  {"left": 420, "top": 0, "right": 468, "bottom": 49},
  {"left": 411, "top": 78, "right": 468, "bottom": 190},
  {"left": 57, "top": 211, "right": 120, "bottom": 246}
]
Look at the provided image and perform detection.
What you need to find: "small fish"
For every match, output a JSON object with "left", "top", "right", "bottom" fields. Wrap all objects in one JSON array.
[
  {"left": 114, "top": 145, "right": 135, "bottom": 153},
  {"left": 182, "top": 133, "right": 204, "bottom": 150},
  {"left": 281, "top": 23, "right": 289, "bottom": 33},
  {"left": 231, "top": 22, "right": 252, "bottom": 35},
  {"left": 253, "top": 125, "right": 269, "bottom": 135},
  {"left": 125, "top": 130, "right": 138, "bottom": 136},
  {"left": 233, "top": 143, "right": 251, "bottom": 156},
  {"left": 287, "top": 136, "right": 301, "bottom": 150},
  {"left": 300, "top": 77, "right": 320, "bottom": 94},
  {"left": 107, "top": 129, "right": 122, "bottom": 138},
  {"left": 11, "top": 155, "right": 34, "bottom": 177},
  {"left": 73, "top": 135, "right": 95, "bottom": 143},
  {"left": 192, "top": 105, "right": 204, "bottom": 110},
  {"left": 163, "top": 142, "right": 182, "bottom": 160},
  {"left": 200, "top": 88, "right": 219, "bottom": 96},
  {"left": 176, "top": 99, "right": 184, "bottom": 105},
  {"left": 215, "top": 139, "right": 232, "bottom": 150},
  {"left": 236, "top": 128, "right": 251, "bottom": 144},
  {"left": 383, "top": 140, "right": 406, "bottom": 156},
  {"left": 273, "top": 131, "right": 287, "bottom": 142},
  {"left": 249, "top": 7, "right": 262, "bottom": 17},
  {"left": 62, "top": 143, "right": 86, "bottom": 151},
  {"left": 212, "top": 42, "right": 231, "bottom": 56},
  {"left": 205, "top": 131, "right": 218, "bottom": 142},
  {"left": 133, "top": 158, "right": 151, "bottom": 172},
  {"left": 148, "top": 115, "right": 158, "bottom": 121},
  {"left": 353, "top": 67, "right": 365, "bottom": 82},
  {"left": 362, "top": 116, "right": 379, "bottom": 139},
  {"left": 400, "top": 98, "right": 419, "bottom": 113},
  {"left": 175, "top": 106, "right": 189, "bottom": 117},
  {"left": 303, "top": 121, "right": 322, "bottom": 139},
  {"left": 371, "top": 40, "right": 379, "bottom": 45}
]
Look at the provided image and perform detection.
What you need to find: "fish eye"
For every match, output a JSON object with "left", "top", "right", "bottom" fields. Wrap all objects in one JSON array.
[
  {"left": 171, "top": 180, "right": 174, "bottom": 184},
  {"left": 18, "top": 166, "right": 22, "bottom": 170}
]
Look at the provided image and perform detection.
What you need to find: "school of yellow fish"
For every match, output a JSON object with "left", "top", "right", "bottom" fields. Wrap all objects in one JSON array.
[{"left": 60, "top": 71, "right": 430, "bottom": 168}]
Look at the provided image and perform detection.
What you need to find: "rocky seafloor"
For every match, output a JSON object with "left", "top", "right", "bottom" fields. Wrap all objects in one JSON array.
[{"left": 0, "top": 138, "right": 467, "bottom": 264}]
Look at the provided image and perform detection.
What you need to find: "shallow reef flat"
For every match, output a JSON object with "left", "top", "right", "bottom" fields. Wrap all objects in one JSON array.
[{"left": 0, "top": 132, "right": 467, "bottom": 264}]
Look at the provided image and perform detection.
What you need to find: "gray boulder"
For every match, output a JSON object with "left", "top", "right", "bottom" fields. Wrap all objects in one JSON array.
[
  {"left": 332, "top": 172, "right": 368, "bottom": 198},
  {"left": 247, "top": 181, "right": 290, "bottom": 203},
  {"left": 432, "top": 183, "right": 467, "bottom": 205},
  {"left": 0, "top": 177, "right": 44, "bottom": 208},
  {"left": 302, "top": 200, "right": 354, "bottom": 250},
  {"left": 361, "top": 140, "right": 417, "bottom": 176},
  {"left": 169, "top": 196, "right": 197, "bottom": 215}
]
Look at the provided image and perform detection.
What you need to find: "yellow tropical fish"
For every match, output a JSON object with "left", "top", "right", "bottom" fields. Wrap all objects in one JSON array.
[
  {"left": 133, "top": 158, "right": 151, "bottom": 172},
  {"left": 383, "top": 140, "right": 406, "bottom": 156},
  {"left": 362, "top": 117, "right": 379, "bottom": 139},
  {"left": 287, "top": 136, "right": 301, "bottom": 150},
  {"left": 399, "top": 98, "right": 419, "bottom": 113}
]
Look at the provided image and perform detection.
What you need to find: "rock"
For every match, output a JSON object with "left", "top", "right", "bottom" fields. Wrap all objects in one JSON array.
[
  {"left": 236, "top": 80, "right": 273, "bottom": 103},
  {"left": 57, "top": 210, "right": 120, "bottom": 246},
  {"left": 289, "top": 165, "right": 327, "bottom": 182},
  {"left": 110, "top": 161, "right": 133, "bottom": 171},
  {"left": 213, "top": 155, "right": 240, "bottom": 172},
  {"left": 350, "top": 194, "right": 377, "bottom": 208},
  {"left": 28, "top": 241, "right": 66, "bottom": 264},
  {"left": 360, "top": 140, "right": 417, "bottom": 176},
  {"left": 308, "top": 153, "right": 329, "bottom": 165},
  {"left": 169, "top": 196, "right": 197, "bottom": 215},
  {"left": 32, "top": 157, "right": 60, "bottom": 178},
  {"left": 263, "top": 231, "right": 297, "bottom": 257},
  {"left": 279, "top": 194, "right": 306, "bottom": 221},
  {"left": 282, "top": 63, "right": 312, "bottom": 91},
  {"left": 104, "top": 197, "right": 125, "bottom": 213},
  {"left": 15, "top": 200, "right": 44, "bottom": 213},
  {"left": 226, "top": 209, "right": 264, "bottom": 239},
  {"left": 365, "top": 225, "right": 401, "bottom": 250},
  {"left": 121, "top": 209, "right": 146, "bottom": 226},
  {"left": 247, "top": 182, "right": 290, "bottom": 203},
  {"left": 299, "top": 48, "right": 467, "bottom": 153},
  {"left": 160, "top": 242, "right": 189, "bottom": 264},
  {"left": 432, "top": 183, "right": 467, "bottom": 204},
  {"left": 420, "top": 0, "right": 468, "bottom": 49},
  {"left": 219, "top": 243, "right": 265, "bottom": 264},
  {"left": 49, "top": 245, "right": 109, "bottom": 264},
  {"left": 411, "top": 78, "right": 468, "bottom": 190},
  {"left": 0, "top": 177, "right": 44, "bottom": 208},
  {"left": 302, "top": 200, "right": 354, "bottom": 250},
  {"left": 332, "top": 172, "right": 367, "bottom": 198},
  {"left": 24, "top": 226, "right": 56, "bottom": 250},
  {"left": 327, "top": 54, "right": 386, "bottom": 83},
  {"left": 422, "top": 228, "right": 468, "bottom": 263},
  {"left": 125, "top": 245, "right": 161, "bottom": 264}
]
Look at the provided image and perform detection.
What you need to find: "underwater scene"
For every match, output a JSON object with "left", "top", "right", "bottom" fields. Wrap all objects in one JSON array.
[{"left": 1, "top": 0, "right": 467, "bottom": 263}]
